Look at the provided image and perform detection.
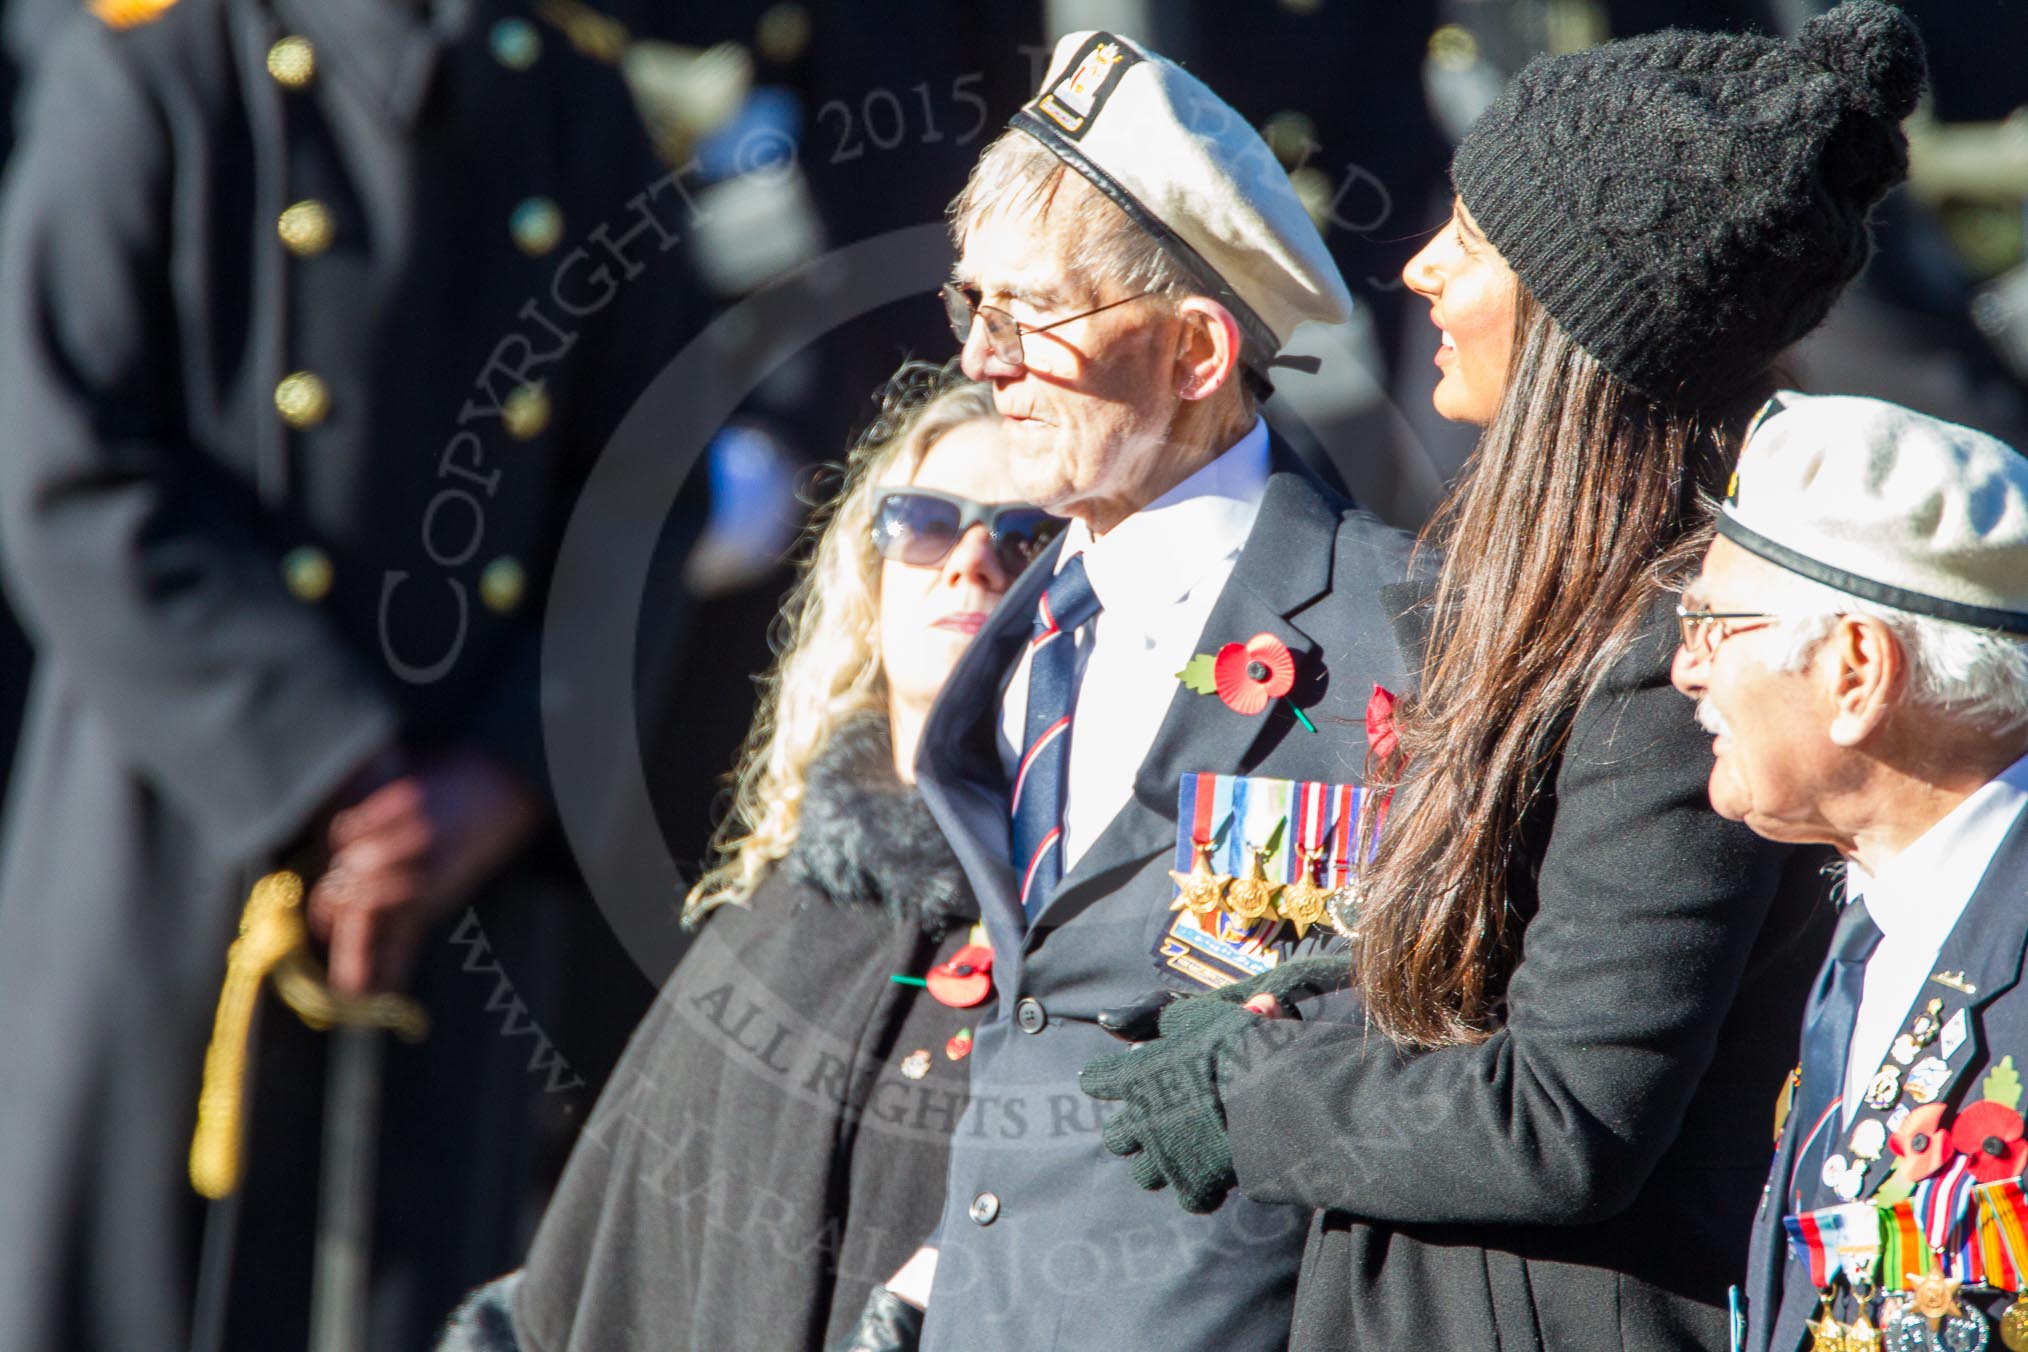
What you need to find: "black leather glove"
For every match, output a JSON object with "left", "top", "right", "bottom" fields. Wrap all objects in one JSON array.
[
  {"left": 827, "top": 1286, "right": 924, "bottom": 1352},
  {"left": 1079, "top": 995, "right": 1279, "bottom": 1215}
]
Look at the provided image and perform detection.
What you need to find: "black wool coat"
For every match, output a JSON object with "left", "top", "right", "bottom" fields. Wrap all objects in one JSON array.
[
  {"left": 1220, "top": 600, "right": 1839, "bottom": 1352},
  {"left": 0, "top": 4, "right": 698, "bottom": 1348},
  {"left": 514, "top": 719, "right": 982, "bottom": 1352}
]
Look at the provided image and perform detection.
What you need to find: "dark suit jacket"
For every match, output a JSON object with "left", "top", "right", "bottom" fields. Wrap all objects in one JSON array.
[
  {"left": 912, "top": 452, "right": 1413, "bottom": 1352},
  {"left": 1748, "top": 808, "right": 2028, "bottom": 1352},
  {"left": 1218, "top": 601, "right": 1839, "bottom": 1352}
]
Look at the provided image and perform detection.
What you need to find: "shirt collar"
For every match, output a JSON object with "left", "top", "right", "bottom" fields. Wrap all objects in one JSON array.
[
  {"left": 1848, "top": 750, "right": 2028, "bottom": 946},
  {"left": 1055, "top": 417, "right": 1270, "bottom": 617}
]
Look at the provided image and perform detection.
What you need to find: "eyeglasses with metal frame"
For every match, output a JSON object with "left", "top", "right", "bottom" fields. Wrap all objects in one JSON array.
[
  {"left": 939, "top": 283, "right": 1156, "bottom": 370},
  {"left": 1674, "top": 604, "right": 1782, "bottom": 659}
]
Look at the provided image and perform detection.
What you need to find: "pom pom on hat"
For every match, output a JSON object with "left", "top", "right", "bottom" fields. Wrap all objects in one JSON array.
[
  {"left": 1796, "top": 0, "right": 1926, "bottom": 120},
  {"left": 1451, "top": 0, "right": 1929, "bottom": 409}
]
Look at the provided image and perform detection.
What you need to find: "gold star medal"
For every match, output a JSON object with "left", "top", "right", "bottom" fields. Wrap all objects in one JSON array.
[
  {"left": 1277, "top": 842, "right": 1333, "bottom": 939},
  {"left": 1807, "top": 1293, "right": 1850, "bottom": 1352},
  {"left": 1906, "top": 1268, "right": 1965, "bottom": 1333},
  {"left": 1168, "top": 838, "right": 1231, "bottom": 918},
  {"left": 1225, "top": 844, "right": 1282, "bottom": 924}
]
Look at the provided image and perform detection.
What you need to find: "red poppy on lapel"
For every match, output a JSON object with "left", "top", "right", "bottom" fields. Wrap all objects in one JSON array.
[
  {"left": 1365, "top": 685, "right": 1399, "bottom": 760},
  {"left": 1213, "top": 634, "right": 1295, "bottom": 716},
  {"left": 927, "top": 945, "right": 994, "bottom": 1009},
  {"left": 1950, "top": 1100, "right": 2028, "bottom": 1183},
  {"left": 1888, "top": 1102, "right": 1952, "bottom": 1186}
]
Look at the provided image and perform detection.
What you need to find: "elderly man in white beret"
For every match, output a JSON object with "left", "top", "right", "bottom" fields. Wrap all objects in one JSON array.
[
  {"left": 829, "top": 31, "right": 1415, "bottom": 1352},
  {"left": 1668, "top": 393, "right": 2028, "bottom": 1352}
]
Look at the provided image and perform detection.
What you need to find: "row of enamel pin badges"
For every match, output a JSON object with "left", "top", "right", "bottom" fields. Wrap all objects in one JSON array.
[{"left": 893, "top": 923, "right": 994, "bottom": 1078}]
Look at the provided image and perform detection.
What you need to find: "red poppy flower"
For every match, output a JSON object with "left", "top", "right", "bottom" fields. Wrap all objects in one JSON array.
[
  {"left": 1950, "top": 1100, "right": 2028, "bottom": 1183},
  {"left": 926, "top": 944, "right": 993, "bottom": 1009},
  {"left": 1366, "top": 685, "right": 1400, "bottom": 760},
  {"left": 1888, "top": 1102, "right": 1952, "bottom": 1183},
  {"left": 1214, "top": 634, "right": 1295, "bottom": 716}
]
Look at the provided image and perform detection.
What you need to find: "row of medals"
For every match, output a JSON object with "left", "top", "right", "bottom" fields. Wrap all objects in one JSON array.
[
  {"left": 1811, "top": 1271, "right": 2028, "bottom": 1351},
  {"left": 1815, "top": 992, "right": 2015, "bottom": 1352},
  {"left": 1167, "top": 839, "right": 1356, "bottom": 938}
]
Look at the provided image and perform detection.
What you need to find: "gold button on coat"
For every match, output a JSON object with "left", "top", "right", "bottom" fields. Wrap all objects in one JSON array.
[
  {"left": 267, "top": 35, "right": 315, "bottom": 88},
  {"left": 501, "top": 384, "right": 551, "bottom": 440},
  {"left": 509, "top": 197, "right": 564, "bottom": 256},
  {"left": 281, "top": 546, "right": 334, "bottom": 602},
  {"left": 277, "top": 200, "right": 335, "bottom": 256},
  {"left": 274, "top": 372, "right": 331, "bottom": 429},
  {"left": 479, "top": 557, "right": 527, "bottom": 614}
]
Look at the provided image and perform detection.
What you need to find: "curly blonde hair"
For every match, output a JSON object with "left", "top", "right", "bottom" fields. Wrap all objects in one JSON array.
[{"left": 683, "top": 361, "right": 997, "bottom": 923}]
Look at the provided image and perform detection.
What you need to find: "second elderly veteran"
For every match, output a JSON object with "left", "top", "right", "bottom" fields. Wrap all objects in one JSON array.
[
  {"left": 1668, "top": 394, "right": 2028, "bottom": 1352},
  {"left": 830, "top": 31, "right": 1414, "bottom": 1352}
]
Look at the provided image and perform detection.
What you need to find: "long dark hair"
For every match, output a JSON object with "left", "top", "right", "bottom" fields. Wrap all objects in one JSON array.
[{"left": 1351, "top": 286, "right": 1770, "bottom": 1049}]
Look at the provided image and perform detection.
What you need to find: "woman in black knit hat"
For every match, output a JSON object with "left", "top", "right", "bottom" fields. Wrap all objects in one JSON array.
[{"left": 1078, "top": 5, "right": 1927, "bottom": 1349}]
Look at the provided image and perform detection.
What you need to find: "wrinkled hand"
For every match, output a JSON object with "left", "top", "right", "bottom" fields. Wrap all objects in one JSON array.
[
  {"left": 1079, "top": 995, "right": 1286, "bottom": 1215},
  {"left": 306, "top": 749, "right": 542, "bottom": 996}
]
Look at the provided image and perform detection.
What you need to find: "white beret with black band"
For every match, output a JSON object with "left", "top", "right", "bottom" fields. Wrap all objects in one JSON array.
[
  {"left": 1009, "top": 31, "right": 1353, "bottom": 386},
  {"left": 1719, "top": 391, "right": 2028, "bottom": 636}
]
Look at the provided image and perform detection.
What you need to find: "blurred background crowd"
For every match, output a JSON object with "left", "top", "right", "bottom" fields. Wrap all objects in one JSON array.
[{"left": 0, "top": 0, "right": 2019, "bottom": 1349}]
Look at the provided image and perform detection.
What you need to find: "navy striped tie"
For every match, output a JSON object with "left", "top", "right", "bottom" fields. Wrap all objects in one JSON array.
[{"left": 1011, "top": 554, "right": 1100, "bottom": 922}]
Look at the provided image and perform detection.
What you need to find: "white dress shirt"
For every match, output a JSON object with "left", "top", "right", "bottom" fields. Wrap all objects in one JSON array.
[
  {"left": 997, "top": 418, "right": 1271, "bottom": 872},
  {"left": 1840, "top": 751, "right": 2028, "bottom": 1121}
]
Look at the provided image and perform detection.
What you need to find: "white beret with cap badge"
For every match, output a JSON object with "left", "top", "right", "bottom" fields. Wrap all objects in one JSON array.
[
  {"left": 1010, "top": 31, "right": 1352, "bottom": 382},
  {"left": 1718, "top": 392, "right": 2028, "bottom": 635}
]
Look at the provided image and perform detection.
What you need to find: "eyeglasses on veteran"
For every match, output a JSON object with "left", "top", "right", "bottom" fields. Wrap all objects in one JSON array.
[
  {"left": 939, "top": 283, "right": 1156, "bottom": 370},
  {"left": 872, "top": 488, "right": 1066, "bottom": 576},
  {"left": 1674, "top": 604, "right": 1784, "bottom": 658}
]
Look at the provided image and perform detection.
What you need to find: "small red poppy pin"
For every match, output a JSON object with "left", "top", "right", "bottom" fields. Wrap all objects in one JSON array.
[
  {"left": 1178, "top": 633, "right": 1315, "bottom": 732},
  {"left": 1365, "top": 685, "right": 1399, "bottom": 760},
  {"left": 926, "top": 945, "right": 994, "bottom": 1009},
  {"left": 1890, "top": 1101, "right": 1952, "bottom": 1180}
]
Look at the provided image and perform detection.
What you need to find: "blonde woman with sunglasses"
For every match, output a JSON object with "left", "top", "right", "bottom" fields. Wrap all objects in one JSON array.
[{"left": 437, "top": 361, "right": 1061, "bottom": 1352}]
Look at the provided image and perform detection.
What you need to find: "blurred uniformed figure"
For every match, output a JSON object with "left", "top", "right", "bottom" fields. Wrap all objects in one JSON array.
[{"left": 0, "top": 2, "right": 704, "bottom": 1349}]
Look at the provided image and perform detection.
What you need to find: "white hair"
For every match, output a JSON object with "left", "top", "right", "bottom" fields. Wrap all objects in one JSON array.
[
  {"left": 1764, "top": 570, "right": 2028, "bottom": 735},
  {"left": 950, "top": 128, "right": 1192, "bottom": 298},
  {"left": 947, "top": 130, "right": 1260, "bottom": 417}
]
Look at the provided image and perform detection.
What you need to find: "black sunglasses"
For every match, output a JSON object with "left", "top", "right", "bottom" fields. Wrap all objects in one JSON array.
[{"left": 872, "top": 489, "right": 1064, "bottom": 575}]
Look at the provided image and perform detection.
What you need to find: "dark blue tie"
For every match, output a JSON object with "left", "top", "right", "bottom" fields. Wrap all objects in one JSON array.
[
  {"left": 1795, "top": 898, "right": 1884, "bottom": 1188},
  {"left": 1010, "top": 554, "right": 1100, "bottom": 922}
]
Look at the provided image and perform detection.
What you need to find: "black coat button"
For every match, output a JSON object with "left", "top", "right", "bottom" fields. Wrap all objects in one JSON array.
[
  {"left": 1015, "top": 997, "right": 1046, "bottom": 1034},
  {"left": 969, "top": 1191, "right": 1000, "bottom": 1225}
]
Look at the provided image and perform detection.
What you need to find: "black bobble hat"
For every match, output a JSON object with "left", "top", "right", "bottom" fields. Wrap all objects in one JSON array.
[{"left": 1449, "top": 0, "right": 1927, "bottom": 410}]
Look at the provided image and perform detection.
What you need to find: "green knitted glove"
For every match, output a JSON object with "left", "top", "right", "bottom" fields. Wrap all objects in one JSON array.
[
  {"left": 1199, "top": 954, "right": 1351, "bottom": 1014},
  {"left": 1079, "top": 995, "right": 1270, "bottom": 1214}
]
